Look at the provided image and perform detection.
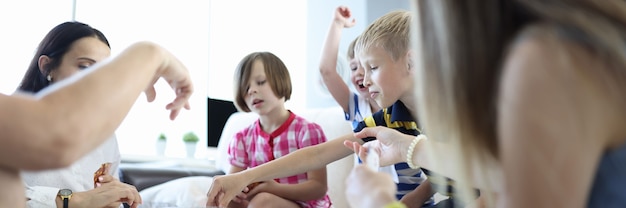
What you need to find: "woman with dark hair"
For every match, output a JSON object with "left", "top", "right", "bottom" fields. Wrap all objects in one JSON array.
[
  {"left": 346, "top": 0, "right": 626, "bottom": 207},
  {"left": 17, "top": 21, "right": 137, "bottom": 208}
]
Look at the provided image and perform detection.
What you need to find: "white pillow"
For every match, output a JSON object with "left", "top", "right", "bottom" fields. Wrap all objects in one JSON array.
[
  {"left": 138, "top": 176, "right": 213, "bottom": 208},
  {"left": 215, "top": 112, "right": 258, "bottom": 174}
]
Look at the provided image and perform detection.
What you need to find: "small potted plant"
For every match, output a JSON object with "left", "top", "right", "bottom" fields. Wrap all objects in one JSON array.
[
  {"left": 156, "top": 133, "right": 167, "bottom": 156},
  {"left": 182, "top": 132, "right": 199, "bottom": 158}
]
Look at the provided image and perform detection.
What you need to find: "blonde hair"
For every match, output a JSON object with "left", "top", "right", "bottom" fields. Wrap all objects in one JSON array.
[
  {"left": 413, "top": 0, "right": 626, "bottom": 205},
  {"left": 355, "top": 10, "right": 412, "bottom": 62},
  {"left": 347, "top": 36, "right": 359, "bottom": 60},
  {"left": 233, "top": 52, "right": 292, "bottom": 112}
]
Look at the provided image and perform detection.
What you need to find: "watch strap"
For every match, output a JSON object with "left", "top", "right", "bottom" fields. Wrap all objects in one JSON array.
[
  {"left": 57, "top": 189, "right": 72, "bottom": 208},
  {"left": 63, "top": 197, "right": 69, "bottom": 208}
]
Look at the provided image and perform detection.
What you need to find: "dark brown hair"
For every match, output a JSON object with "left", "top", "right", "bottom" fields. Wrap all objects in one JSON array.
[
  {"left": 18, "top": 21, "right": 110, "bottom": 93},
  {"left": 233, "top": 52, "right": 292, "bottom": 112}
]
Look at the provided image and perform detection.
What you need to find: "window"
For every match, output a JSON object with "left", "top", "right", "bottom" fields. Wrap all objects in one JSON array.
[
  {"left": 207, "top": 0, "right": 307, "bottom": 111},
  {"left": 76, "top": 0, "right": 209, "bottom": 158},
  {"left": 0, "top": 0, "right": 73, "bottom": 95}
]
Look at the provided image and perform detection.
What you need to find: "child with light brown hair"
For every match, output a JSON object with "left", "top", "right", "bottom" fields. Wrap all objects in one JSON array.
[{"left": 226, "top": 52, "right": 331, "bottom": 208}]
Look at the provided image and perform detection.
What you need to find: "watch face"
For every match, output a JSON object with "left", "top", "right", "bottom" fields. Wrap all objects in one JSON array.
[{"left": 59, "top": 189, "right": 72, "bottom": 196}]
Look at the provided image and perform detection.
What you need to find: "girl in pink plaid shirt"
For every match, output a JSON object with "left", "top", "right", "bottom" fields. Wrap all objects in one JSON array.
[{"left": 226, "top": 52, "right": 332, "bottom": 208}]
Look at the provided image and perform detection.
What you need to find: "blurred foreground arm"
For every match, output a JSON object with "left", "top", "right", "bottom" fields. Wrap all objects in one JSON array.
[
  {"left": 0, "top": 41, "right": 193, "bottom": 170},
  {"left": 346, "top": 165, "right": 398, "bottom": 208}
]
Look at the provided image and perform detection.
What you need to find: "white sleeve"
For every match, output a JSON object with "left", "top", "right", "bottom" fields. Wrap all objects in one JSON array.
[
  {"left": 345, "top": 93, "right": 357, "bottom": 121},
  {"left": 25, "top": 185, "right": 59, "bottom": 208},
  {"left": 26, "top": 185, "right": 124, "bottom": 208},
  {"left": 109, "top": 134, "right": 121, "bottom": 180}
]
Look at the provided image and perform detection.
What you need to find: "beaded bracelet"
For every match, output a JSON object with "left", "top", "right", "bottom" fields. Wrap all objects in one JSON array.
[
  {"left": 406, "top": 134, "right": 427, "bottom": 169},
  {"left": 384, "top": 201, "right": 407, "bottom": 208}
]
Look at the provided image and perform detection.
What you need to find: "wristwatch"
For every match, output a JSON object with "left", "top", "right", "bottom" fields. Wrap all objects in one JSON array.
[{"left": 57, "top": 189, "right": 72, "bottom": 208}]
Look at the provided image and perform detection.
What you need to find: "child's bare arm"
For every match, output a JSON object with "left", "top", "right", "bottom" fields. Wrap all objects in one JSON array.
[
  {"left": 207, "top": 133, "right": 361, "bottom": 207},
  {"left": 246, "top": 167, "right": 328, "bottom": 202},
  {"left": 319, "top": 6, "right": 356, "bottom": 112}
]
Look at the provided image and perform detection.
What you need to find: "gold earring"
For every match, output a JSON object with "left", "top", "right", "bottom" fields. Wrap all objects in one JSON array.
[{"left": 47, "top": 74, "right": 52, "bottom": 82}]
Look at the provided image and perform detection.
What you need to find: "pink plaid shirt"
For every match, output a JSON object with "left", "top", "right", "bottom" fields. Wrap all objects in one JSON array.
[{"left": 228, "top": 112, "right": 332, "bottom": 208}]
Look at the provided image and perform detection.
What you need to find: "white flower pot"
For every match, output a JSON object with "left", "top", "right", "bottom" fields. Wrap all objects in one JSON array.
[
  {"left": 155, "top": 140, "right": 166, "bottom": 156},
  {"left": 185, "top": 142, "right": 197, "bottom": 158}
]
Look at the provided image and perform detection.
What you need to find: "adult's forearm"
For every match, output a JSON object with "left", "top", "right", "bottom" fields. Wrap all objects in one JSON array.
[
  {"left": 3, "top": 42, "right": 164, "bottom": 170},
  {"left": 39, "top": 41, "right": 162, "bottom": 145}
]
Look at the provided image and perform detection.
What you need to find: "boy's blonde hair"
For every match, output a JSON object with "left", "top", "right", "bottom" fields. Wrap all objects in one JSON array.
[
  {"left": 355, "top": 10, "right": 412, "bottom": 61},
  {"left": 233, "top": 52, "right": 292, "bottom": 112}
]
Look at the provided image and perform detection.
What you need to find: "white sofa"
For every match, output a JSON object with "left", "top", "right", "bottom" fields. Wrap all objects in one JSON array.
[{"left": 215, "top": 107, "right": 354, "bottom": 208}]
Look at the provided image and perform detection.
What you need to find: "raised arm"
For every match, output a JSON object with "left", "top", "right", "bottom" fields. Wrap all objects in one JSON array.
[
  {"left": 0, "top": 41, "right": 193, "bottom": 171},
  {"left": 319, "top": 6, "right": 356, "bottom": 112}
]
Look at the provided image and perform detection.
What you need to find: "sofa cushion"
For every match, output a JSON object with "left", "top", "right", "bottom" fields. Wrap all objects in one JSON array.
[
  {"left": 138, "top": 176, "right": 213, "bottom": 208},
  {"left": 119, "top": 163, "right": 223, "bottom": 192}
]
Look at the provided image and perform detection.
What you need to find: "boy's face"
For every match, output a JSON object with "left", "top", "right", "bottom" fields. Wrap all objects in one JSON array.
[
  {"left": 359, "top": 45, "right": 413, "bottom": 108},
  {"left": 349, "top": 57, "right": 369, "bottom": 96},
  {"left": 244, "top": 60, "right": 284, "bottom": 115}
]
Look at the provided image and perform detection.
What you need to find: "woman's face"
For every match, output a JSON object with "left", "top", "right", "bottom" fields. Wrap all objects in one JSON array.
[{"left": 50, "top": 37, "right": 111, "bottom": 82}]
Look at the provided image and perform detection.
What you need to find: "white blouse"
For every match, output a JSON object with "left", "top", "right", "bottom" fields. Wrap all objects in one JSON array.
[{"left": 21, "top": 134, "right": 121, "bottom": 208}]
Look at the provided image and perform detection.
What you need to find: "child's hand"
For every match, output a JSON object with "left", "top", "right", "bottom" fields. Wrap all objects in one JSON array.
[
  {"left": 349, "top": 126, "right": 416, "bottom": 166},
  {"left": 206, "top": 173, "right": 253, "bottom": 207},
  {"left": 245, "top": 180, "right": 278, "bottom": 198},
  {"left": 245, "top": 182, "right": 261, "bottom": 192},
  {"left": 344, "top": 139, "right": 378, "bottom": 169},
  {"left": 334, "top": 6, "right": 356, "bottom": 28},
  {"left": 346, "top": 165, "right": 397, "bottom": 208},
  {"left": 231, "top": 190, "right": 249, "bottom": 204}
]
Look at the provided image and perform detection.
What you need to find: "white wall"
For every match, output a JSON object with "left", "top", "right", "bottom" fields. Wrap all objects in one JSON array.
[
  {"left": 207, "top": 0, "right": 307, "bottom": 112},
  {"left": 0, "top": 0, "right": 73, "bottom": 94}
]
